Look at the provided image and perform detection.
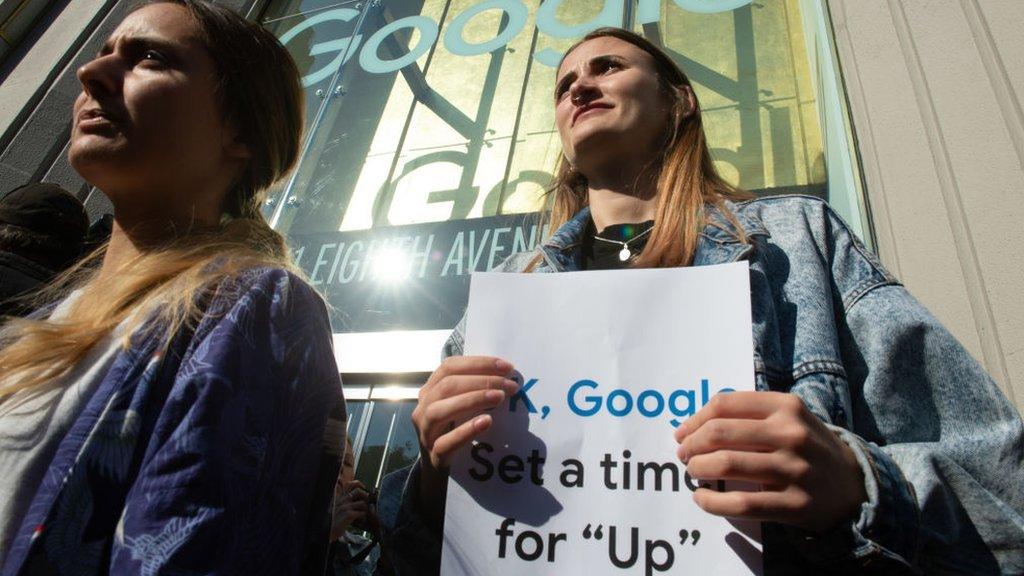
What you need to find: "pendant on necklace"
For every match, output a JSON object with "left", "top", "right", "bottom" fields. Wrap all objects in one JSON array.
[{"left": 618, "top": 246, "right": 631, "bottom": 261}]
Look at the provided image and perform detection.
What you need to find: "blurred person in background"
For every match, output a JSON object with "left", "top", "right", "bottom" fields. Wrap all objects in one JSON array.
[
  {"left": 0, "top": 1, "right": 345, "bottom": 574},
  {"left": 0, "top": 183, "right": 88, "bottom": 318},
  {"left": 328, "top": 437, "right": 393, "bottom": 576}
]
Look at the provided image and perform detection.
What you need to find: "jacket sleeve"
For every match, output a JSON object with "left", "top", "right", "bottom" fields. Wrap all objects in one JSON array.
[
  {"left": 789, "top": 204, "right": 1024, "bottom": 575},
  {"left": 379, "top": 314, "right": 468, "bottom": 576},
  {"left": 108, "top": 269, "right": 346, "bottom": 575}
]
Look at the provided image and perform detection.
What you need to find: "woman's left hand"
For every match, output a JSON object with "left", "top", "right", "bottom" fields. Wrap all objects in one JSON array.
[{"left": 674, "top": 391, "right": 867, "bottom": 533}]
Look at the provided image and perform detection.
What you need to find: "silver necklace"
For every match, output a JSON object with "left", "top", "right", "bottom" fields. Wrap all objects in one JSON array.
[{"left": 593, "top": 226, "right": 653, "bottom": 261}]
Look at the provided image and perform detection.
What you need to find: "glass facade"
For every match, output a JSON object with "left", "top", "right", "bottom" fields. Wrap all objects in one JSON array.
[
  {"left": 343, "top": 391, "right": 421, "bottom": 491},
  {"left": 259, "top": 0, "right": 866, "bottom": 336},
  {"left": 256, "top": 0, "right": 867, "bottom": 489}
]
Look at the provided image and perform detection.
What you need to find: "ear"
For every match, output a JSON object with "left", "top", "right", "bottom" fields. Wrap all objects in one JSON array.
[
  {"left": 224, "top": 141, "right": 251, "bottom": 160},
  {"left": 222, "top": 127, "right": 252, "bottom": 161},
  {"left": 676, "top": 85, "right": 697, "bottom": 119}
]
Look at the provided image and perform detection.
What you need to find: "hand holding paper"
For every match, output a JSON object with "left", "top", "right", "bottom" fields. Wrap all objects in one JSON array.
[
  {"left": 677, "top": 391, "right": 867, "bottom": 533},
  {"left": 412, "top": 355, "right": 520, "bottom": 524}
]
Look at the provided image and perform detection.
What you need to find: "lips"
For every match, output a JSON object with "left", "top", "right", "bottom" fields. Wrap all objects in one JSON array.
[
  {"left": 572, "top": 102, "right": 612, "bottom": 126},
  {"left": 76, "top": 107, "right": 125, "bottom": 131}
]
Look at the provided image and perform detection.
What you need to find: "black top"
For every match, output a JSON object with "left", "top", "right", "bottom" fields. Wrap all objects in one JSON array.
[{"left": 581, "top": 219, "right": 655, "bottom": 270}]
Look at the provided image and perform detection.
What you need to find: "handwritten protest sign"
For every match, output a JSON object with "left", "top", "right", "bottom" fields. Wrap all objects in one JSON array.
[{"left": 441, "top": 262, "right": 762, "bottom": 575}]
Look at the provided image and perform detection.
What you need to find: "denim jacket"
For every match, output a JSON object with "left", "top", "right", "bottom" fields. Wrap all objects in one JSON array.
[
  {"left": 380, "top": 196, "right": 1024, "bottom": 575},
  {"left": 1, "top": 268, "right": 346, "bottom": 576}
]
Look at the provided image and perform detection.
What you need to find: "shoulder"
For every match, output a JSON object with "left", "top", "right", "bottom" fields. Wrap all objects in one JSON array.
[
  {"left": 733, "top": 195, "right": 898, "bottom": 309},
  {"left": 162, "top": 266, "right": 340, "bottom": 419},
  {"left": 205, "top": 266, "right": 328, "bottom": 320},
  {"left": 219, "top": 266, "right": 324, "bottom": 303},
  {"left": 732, "top": 194, "right": 841, "bottom": 234},
  {"left": 181, "top": 266, "right": 332, "bottom": 363},
  {"left": 732, "top": 195, "right": 867, "bottom": 256},
  {"left": 496, "top": 250, "right": 541, "bottom": 273}
]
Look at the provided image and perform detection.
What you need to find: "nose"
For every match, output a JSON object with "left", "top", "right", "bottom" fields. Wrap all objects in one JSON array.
[
  {"left": 76, "top": 54, "right": 121, "bottom": 99},
  {"left": 568, "top": 74, "right": 599, "bottom": 106}
]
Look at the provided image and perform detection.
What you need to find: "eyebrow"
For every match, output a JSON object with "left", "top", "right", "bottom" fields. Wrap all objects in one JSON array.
[
  {"left": 554, "top": 54, "right": 630, "bottom": 98},
  {"left": 97, "top": 35, "right": 182, "bottom": 58}
]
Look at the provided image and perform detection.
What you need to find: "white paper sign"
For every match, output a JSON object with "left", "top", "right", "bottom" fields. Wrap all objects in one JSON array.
[{"left": 442, "top": 262, "right": 762, "bottom": 575}]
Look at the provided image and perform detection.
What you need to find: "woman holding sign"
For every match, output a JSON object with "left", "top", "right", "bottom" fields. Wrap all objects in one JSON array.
[{"left": 383, "top": 27, "right": 1024, "bottom": 575}]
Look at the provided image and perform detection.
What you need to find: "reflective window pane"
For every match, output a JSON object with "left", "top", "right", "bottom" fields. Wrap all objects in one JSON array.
[
  {"left": 260, "top": 0, "right": 867, "bottom": 336},
  {"left": 346, "top": 399, "right": 368, "bottom": 440},
  {"left": 353, "top": 401, "right": 418, "bottom": 489},
  {"left": 635, "top": 3, "right": 826, "bottom": 195}
]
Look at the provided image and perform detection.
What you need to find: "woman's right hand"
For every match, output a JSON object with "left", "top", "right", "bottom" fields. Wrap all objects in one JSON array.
[
  {"left": 411, "top": 356, "right": 518, "bottom": 523},
  {"left": 330, "top": 480, "right": 369, "bottom": 540}
]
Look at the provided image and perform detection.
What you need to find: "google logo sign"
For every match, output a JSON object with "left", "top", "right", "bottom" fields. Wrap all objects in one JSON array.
[{"left": 279, "top": 0, "right": 754, "bottom": 86}]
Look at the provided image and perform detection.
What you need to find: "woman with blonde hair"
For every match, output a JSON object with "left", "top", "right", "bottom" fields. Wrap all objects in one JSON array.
[
  {"left": 382, "top": 27, "right": 1024, "bottom": 574},
  {"left": 0, "top": 1, "right": 345, "bottom": 573}
]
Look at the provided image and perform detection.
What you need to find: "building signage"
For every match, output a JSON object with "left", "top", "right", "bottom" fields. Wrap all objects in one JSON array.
[
  {"left": 280, "top": 0, "right": 755, "bottom": 86},
  {"left": 289, "top": 213, "right": 547, "bottom": 332}
]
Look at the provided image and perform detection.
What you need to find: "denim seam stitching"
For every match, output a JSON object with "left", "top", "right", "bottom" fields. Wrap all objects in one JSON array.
[
  {"left": 847, "top": 228, "right": 897, "bottom": 281},
  {"left": 862, "top": 441, "right": 922, "bottom": 571},
  {"left": 755, "top": 360, "right": 847, "bottom": 384},
  {"left": 792, "top": 359, "right": 847, "bottom": 380},
  {"left": 843, "top": 277, "right": 900, "bottom": 311}
]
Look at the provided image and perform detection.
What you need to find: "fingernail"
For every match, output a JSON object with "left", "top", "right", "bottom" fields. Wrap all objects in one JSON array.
[
  {"left": 677, "top": 445, "right": 689, "bottom": 464},
  {"left": 485, "top": 389, "right": 504, "bottom": 403},
  {"left": 504, "top": 378, "right": 519, "bottom": 390},
  {"left": 495, "top": 358, "right": 513, "bottom": 372},
  {"left": 474, "top": 415, "right": 491, "bottom": 430}
]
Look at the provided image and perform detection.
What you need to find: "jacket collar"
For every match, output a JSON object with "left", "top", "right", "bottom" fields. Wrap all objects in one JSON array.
[
  {"left": 543, "top": 206, "right": 592, "bottom": 251},
  {"left": 693, "top": 200, "right": 770, "bottom": 267},
  {"left": 701, "top": 200, "right": 769, "bottom": 244},
  {"left": 537, "top": 201, "right": 769, "bottom": 272},
  {"left": 536, "top": 207, "right": 590, "bottom": 272}
]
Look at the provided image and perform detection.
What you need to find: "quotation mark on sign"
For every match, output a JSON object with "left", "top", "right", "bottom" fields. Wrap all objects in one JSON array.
[
  {"left": 582, "top": 524, "right": 605, "bottom": 540},
  {"left": 679, "top": 529, "right": 701, "bottom": 545}
]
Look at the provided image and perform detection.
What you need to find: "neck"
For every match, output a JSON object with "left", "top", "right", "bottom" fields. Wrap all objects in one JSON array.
[
  {"left": 97, "top": 205, "right": 218, "bottom": 281},
  {"left": 98, "top": 220, "right": 144, "bottom": 281},
  {"left": 586, "top": 168, "right": 658, "bottom": 232}
]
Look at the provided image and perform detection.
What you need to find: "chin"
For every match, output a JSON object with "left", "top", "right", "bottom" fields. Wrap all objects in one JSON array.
[
  {"left": 68, "top": 145, "right": 135, "bottom": 195},
  {"left": 571, "top": 130, "right": 628, "bottom": 164},
  {"left": 70, "top": 130, "right": 128, "bottom": 165}
]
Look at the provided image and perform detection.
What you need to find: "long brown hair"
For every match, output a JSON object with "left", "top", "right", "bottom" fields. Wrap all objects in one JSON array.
[
  {"left": 0, "top": 0, "right": 305, "bottom": 397},
  {"left": 539, "top": 27, "right": 751, "bottom": 269}
]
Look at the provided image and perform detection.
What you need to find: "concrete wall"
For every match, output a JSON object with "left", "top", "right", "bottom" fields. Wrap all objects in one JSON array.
[
  {"left": 1, "top": 0, "right": 60, "bottom": 64},
  {"left": 829, "top": 0, "right": 1024, "bottom": 412},
  {"left": 1, "top": 1, "right": 104, "bottom": 140}
]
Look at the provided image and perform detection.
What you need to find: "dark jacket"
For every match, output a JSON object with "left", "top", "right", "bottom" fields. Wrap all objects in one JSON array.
[{"left": 1, "top": 267, "right": 347, "bottom": 575}]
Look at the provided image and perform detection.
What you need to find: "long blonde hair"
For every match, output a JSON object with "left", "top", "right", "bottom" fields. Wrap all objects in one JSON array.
[
  {"left": 0, "top": 0, "right": 305, "bottom": 397},
  {"left": 536, "top": 27, "right": 751, "bottom": 270}
]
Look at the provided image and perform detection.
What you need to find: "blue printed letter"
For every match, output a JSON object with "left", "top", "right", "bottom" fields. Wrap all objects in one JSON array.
[
  {"left": 567, "top": 379, "right": 601, "bottom": 416},
  {"left": 510, "top": 378, "right": 538, "bottom": 413}
]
